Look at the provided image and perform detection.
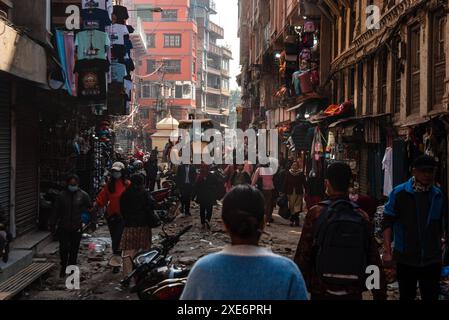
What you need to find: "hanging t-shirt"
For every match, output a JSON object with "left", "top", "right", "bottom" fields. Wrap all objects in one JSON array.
[
  {"left": 111, "top": 45, "right": 126, "bottom": 62},
  {"left": 382, "top": 147, "right": 393, "bottom": 196},
  {"left": 111, "top": 62, "right": 127, "bottom": 83},
  {"left": 74, "top": 59, "right": 109, "bottom": 100},
  {"left": 81, "top": 8, "right": 111, "bottom": 31},
  {"left": 108, "top": 24, "right": 130, "bottom": 45},
  {"left": 124, "top": 79, "right": 133, "bottom": 101},
  {"left": 82, "top": 0, "right": 106, "bottom": 9},
  {"left": 75, "top": 30, "right": 110, "bottom": 60}
]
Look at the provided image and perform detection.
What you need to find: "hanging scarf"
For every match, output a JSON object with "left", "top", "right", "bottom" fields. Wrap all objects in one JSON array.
[{"left": 412, "top": 177, "right": 432, "bottom": 193}]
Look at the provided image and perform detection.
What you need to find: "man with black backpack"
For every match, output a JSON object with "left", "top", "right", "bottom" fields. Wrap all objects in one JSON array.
[{"left": 294, "top": 162, "right": 386, "bottom": 300}]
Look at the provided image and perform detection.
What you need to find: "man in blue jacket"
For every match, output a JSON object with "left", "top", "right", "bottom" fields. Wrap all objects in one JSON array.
[{"left": 383, "top": 155, "right": 448, "bottom": 300}]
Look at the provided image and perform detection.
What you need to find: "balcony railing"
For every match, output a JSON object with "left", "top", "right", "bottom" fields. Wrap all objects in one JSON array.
[
  {"left": 208, "top": 42, "right": 222, "bottom": 55},
  {"left": 222, "top": 47, "right": 233, "bottom": 59},
  {"left": 207, "top": 20, "right": 224, "bottom": 38}
]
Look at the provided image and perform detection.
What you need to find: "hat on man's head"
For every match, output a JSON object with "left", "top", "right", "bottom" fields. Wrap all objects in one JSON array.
[
  {"left": 412, "top": 155, "right": 437, "bottom": 170},
  {"left": 111, "top": 162, "right": 125, "bottom": 171}
]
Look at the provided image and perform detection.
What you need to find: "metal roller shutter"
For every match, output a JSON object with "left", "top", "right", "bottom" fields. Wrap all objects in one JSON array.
[
  {"left": 0, "top": 76, "right": 11, "bottom": 225},
  {"left": 15, "top": 103, "right": 39, "bottom": 236}
]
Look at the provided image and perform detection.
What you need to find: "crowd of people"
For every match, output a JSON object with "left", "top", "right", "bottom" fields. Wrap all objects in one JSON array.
[{"left": 48, "top": 148, "right": 448, "bottom": 300}]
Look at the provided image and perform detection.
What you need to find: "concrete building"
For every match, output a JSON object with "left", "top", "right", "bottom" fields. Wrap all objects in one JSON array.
[
  {"left": 192, "top": 0, "right": 232, "bottom": 124},
  {"left": 238, "top": 0, "right": 449, "bottom": 199},
  {"left": 132, "top": 0, "right": 198, "bottom": 135}
]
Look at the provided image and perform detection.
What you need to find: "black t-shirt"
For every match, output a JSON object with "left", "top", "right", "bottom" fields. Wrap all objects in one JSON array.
[
  {"left": 74, "top": 59, "right": 110, "bottom": 100},
  {"left": 81, "top": 8, "right": 111, "bottom": 32}
]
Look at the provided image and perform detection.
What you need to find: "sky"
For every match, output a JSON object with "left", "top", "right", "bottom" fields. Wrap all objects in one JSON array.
[{"left": 210, "top": 0, "right": 240, "bottom": 91}]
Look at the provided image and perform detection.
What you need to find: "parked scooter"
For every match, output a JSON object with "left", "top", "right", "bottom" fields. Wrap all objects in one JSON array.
[
  {"left": 121, "top": 224, "right": 192, "bottom": 300},
  {"left": 151, "top": 179, "right": 181, "bottom": 224}
]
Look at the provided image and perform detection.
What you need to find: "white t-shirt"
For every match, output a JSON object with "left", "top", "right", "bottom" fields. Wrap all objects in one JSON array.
[{"left": 107, "top": 24, "right": 129, "bottom": 46}]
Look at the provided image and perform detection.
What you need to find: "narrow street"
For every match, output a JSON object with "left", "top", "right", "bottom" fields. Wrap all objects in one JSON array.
[
  {"left": 21, "top": 205, "right": 304, "bottom": 300},
  {"left": 21, "top": 204, "right": 402, "bottom": 300}
]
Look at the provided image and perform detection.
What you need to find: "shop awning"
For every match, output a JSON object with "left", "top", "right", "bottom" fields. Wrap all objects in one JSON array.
[
  {"left": 328, "top": 117, "right": 358, "bottom": 128},
  {"left": 286, "top": 94, "right": 324, "bottom": 112},
  {"left": 400, "top": 117, "right": 431, "bottom": 128}
]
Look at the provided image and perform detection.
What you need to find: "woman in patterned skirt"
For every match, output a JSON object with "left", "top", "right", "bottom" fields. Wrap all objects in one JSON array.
[{"left": 119, "top": 174, "right": 156, "bottom": 278}]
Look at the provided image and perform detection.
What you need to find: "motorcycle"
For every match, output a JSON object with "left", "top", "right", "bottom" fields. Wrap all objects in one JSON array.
[
  {"left": 121, "top": 224, "right": 192, "bottom": 300},
  {"left": 151, "top": 179, "right": 181, "bottom": 224}
]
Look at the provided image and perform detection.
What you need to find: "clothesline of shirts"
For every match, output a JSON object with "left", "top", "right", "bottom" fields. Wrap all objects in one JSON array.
[{"left": 58, "top": 2, "right": 135, "bottom": 115}]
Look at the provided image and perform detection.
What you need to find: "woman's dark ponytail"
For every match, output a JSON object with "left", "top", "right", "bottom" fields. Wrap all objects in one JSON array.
[{"left": 222, "top": 185, "right": 265, "bottom": 239}]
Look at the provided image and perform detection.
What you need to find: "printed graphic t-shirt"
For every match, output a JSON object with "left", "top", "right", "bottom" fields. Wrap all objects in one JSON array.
[
  {"left": 75, "top": 30, "right": 110, "bottom": 60},
  {"left": 81, "top": 8, "right": 112, "bottom": 31},
  {"left": 74, "top": 59, "right": 109, "bottom": 100},
  {"left": 108, "top": 24, "right": 129, "bottom": 46}
]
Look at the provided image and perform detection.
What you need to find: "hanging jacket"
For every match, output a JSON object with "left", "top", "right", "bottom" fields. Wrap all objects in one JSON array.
[{"left": 291, "top": 122, "right": 312, "bottom": 151}]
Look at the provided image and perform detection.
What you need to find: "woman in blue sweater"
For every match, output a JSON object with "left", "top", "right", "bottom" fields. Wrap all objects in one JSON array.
[{"left": 181, "top": 185, "right": 309, "bottom": 300}]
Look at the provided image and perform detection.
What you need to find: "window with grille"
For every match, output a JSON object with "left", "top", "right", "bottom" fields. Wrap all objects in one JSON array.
[
  {"left": 408, "top": 25, "right": 420, "bottom": 115},
  {"left": 164, "top": 60, "right": 181, "bottom": 73},
  {"left": 147, "top": 34, "right": 155, "bottom": 48},
  {"left": 379, "top": 49, "right": 388, "bottom": 114},
  {"left": 357, "top": 62, "right": 364, "bottom": 116},
  {"left": 431, "top": 13, "right": 446, "bottom": 110},
  {"left": 164, "top": 34, "right": 182, "bottom": 48},
  {"left": 392, "top": 37, "right": 401, "bottom": 114},
  {"left": 349, "top": 66, "right": 355, "bottom": 101},
  {"left": 367, "top": 58, "right": 374, "bottom": 114},
  {"left": 162, "top": 10, "right": 178, "bottom": 22},
  {"left": 141, "top": 82, "right": 159, "bottom": 99}
]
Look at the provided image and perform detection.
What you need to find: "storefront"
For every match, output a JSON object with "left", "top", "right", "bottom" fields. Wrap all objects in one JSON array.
[{"left": 0, "top": 73, "right": 11, "bottom": 227}]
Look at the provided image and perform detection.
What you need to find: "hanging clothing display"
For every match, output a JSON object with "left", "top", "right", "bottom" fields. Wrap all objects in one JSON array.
[
  {"left": 74, "top": 59, "right": 109, "bottom": 100},
  {"left": 382, "top": 147, "right": 393, "bottom": 196},
  {"left": 75, "top": 30, "right": 110, "bottom": 60},
  {"left": 55, "top": 30, "right": 76, "bottom": 96},
  {"left": 111, "top": 62, "right": 127, "bottom": 83},
  {"left": 81, "top": 8, "right": 112, "bottom": 31},
  {"left": 108, "top": 23, "right": 130, "bottom": 46},
  {"left": 124, "top": 79, "right": 133, "bottom": 101}
]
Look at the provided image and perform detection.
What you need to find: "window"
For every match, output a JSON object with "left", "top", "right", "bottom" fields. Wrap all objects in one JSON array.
[
  {"left": 164, "top": 60, "right": 181, "bottom": 74},
  {"left": 339, "top": 71, "right": 346, "bottom": 103},
  {"left": 367, "top": 58, "right": 374, "bottom": 115},
  {"left": 164, "top": 34, "right": 182, "bottom": 48},
  {"left": 349, "top": 66, "right": 355, "bottom": 101},
  {"left": 357, "top": 62, "right": 364, "bottom": 116},
  {"left": 161, "top": 9, "right": 178, "bottom": 21},
  {"left": 392, "top": 37, "right": 402, "bottom": 114},
  {"left": 147, "top": 60, "right": 157, "bottom": 73},
  {"left": 408, "top": 25, "right": 421, "bottom": 115},
  {"left": 136, "top": 5, "right": 153, "bottom": 22},
  {"left": 222, "top": 79, "right": 230, "bottom": 91},
  {"left": 379, "top": 49, "right": 388, "bottom": 114},
  {"left": 175, "top": 85, "right": 183, "bottom": 99},
  {"left": 222, "top": 59, "right": 230, "bottom": 71},
  {"left": 147, "top": 34, "right": 155, "bottom": 48},
  {"left": 341, "top": 10, "right": 347, "bottom": 53},
  {"left": 431, "top": 13, "right": 446, "bottom": 110},
  {"left": 141, "top": 82, "right": 159, "bottom": 99}
]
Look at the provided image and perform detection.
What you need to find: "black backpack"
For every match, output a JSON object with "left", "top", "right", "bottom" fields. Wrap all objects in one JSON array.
[{"left": 313, "top": 200, "right": 370, "bottom": 286}]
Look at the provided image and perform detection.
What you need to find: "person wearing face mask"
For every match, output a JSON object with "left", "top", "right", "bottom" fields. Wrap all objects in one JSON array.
[
  {"left": 51, "top": 174, "right": 92, "bottom": 278},
  {"left": 95, "top": 162, "right": 130, "bottom": 273}
]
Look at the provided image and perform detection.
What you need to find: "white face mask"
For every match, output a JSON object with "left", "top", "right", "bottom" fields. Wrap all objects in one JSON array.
[{"left": 68, "top": 185, "right": 79, "bottom": 192}]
